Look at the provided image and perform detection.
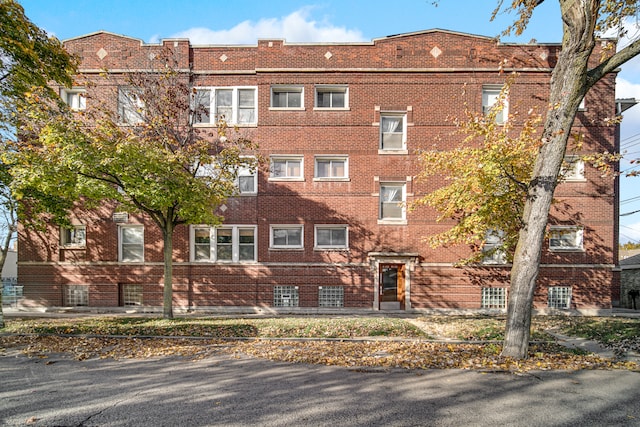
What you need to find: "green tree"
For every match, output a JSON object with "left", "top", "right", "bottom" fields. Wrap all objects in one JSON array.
[
  {"left": 0, "top": 0, "right": 76, "bottom": 328},
  {"left": 12, "top": 47, "right": 257, "bottom": 319}
]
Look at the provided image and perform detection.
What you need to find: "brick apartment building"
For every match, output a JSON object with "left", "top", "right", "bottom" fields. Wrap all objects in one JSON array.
[{"left": 17, "top": 29, "right": 621, "bottom": 313}]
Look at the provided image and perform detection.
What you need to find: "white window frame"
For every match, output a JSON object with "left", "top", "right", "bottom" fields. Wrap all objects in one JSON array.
[
  {"left": 379, "top": 113, "right": 407, "bottom": 151},
  {"left": 314, "top": 85, "right": 348, "bottom": 109},
  {"left": 314, "top": 225, "right": 348, "bottom": 250},
  {"left": 314, "top": 156, "right": 349, "bottom": 181},
  {"left": 549, "top": 226, "right": 584, "bottom": 251},
  {"left": 379, "top": 182, "right": 406, "bottom": 222},
  {"left": 269, "top": 156, "right": 304, "bottom": 181},
  {"left": 237, "top": 164, "right": 258, "bottom": 195},
  {"left": 118, "top": 87, "right": 144, "bottom": 124},
  {"left": 191, "top": 225, "right": 257, "bottom": 263},
  {"left": 270, "top": 85, "right": 304, "bottom": 110},
  {"left": 60, "top": 225, "right": 86, "bottom": 248},
  {"left": 61, "top": 88, "right": 86, "bottom": 111},
  {"left": 482, "top": 85, "right": 508, "bottom": 124},
  {"left": 548, "top": 286, "right": 572, "bottom": 309},
  {"left": 122, "top": 284, "right": 143, "bottom": 306},
  {"left": 270, "top": 225, "right": 304, "bottom": 249},
  {"left": 561, "top": 156, "right": 586, "bottom": 182},
  {"left": 119, "top": 225, "right": 144, "bottom": 262},
  {"left": 193, "top": 87, "right": 257, "bottom": 126},
  {"left": 481, "top": 287, "right": 507, "bottom": 309},
  {"left": 482, "top": 229, "right": 506, "bottom": 265}
]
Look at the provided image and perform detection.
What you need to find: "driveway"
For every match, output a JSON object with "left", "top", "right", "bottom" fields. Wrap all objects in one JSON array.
[{"left": 1, "top": 350, "right": 639, "bottom": 426}]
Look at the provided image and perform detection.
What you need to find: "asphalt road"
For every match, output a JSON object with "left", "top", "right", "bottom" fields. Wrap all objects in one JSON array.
[{"left": 1, "top": 349, "right": 640, "bottom": 427}]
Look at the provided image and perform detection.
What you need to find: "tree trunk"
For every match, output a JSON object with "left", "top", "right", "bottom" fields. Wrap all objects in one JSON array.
[
  {"left": 502, "top": 0, "right": 597, "bottom": 358},
  {"left": 162, "top": 222, "right": 174, "bottom": 319}
]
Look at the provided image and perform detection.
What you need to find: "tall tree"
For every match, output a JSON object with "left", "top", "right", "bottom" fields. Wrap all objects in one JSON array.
[
  {"left": 496, "top": 0, "right": 640, "bottom": 358},
  {"left": 413, "top": 78, "right": 541, "bottom": 264},
  {"left": 0, "top": 0, "right": 76, "bottom": 328},
  {"left": 12, "top": 47, "right": 257, "bottom": 319}
]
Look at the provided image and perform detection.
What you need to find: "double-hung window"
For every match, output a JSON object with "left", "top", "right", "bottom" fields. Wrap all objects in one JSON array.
[
  {"left": 315, "top": 85, "right": 348, "bottom": 109},
  {"left": 118, "top": 87, "right": 144, "bottom": 124},
  {"left": 314, "top": 156, "right": 348, "bottom": 180},
  {"left": 237, "top": 162, "right": 258, "bottom": 194},
  {"left": 119, "top": 225, "right": 144, "bottom": 262},
  {"left": 270, "top": 156, "right": 303, "bottom": 180},
  {"left": 315, "top": 225, "right": 348, "bottom": 249},
  {"left": 549, "top": 226, "right": 583, "bottom": 251},
  {"left": 193, "top": 87, "right": 257, "bottom": 125},
  {"left": 380, "top": 114, "right": 406, "bottom": 150},
  {"left": 60, "top": 225, "right": 86, "bottom": 247},
  {"left": 192, "top": 226, "right": 256, "bottom": 262},
  {"left": 561, "top": 156, "right": 585, "bottom": 182},
  {"left": 482, "top": 229, "right": 506, "bottom": 264},
  {"left": 380, "top": 183, "right": 406, "bottom": 221},
  {"left": 271, "top": 86, "right": 304, "bottom": 109},
  {"left": 270, "top": 225, "right": 304, "bottom": 249},
  {"left": 482, "top": 85, "right": 507, "bottom": 124},
  {"left": 61, "top": 88, "right": 86, "bottom": 111}
]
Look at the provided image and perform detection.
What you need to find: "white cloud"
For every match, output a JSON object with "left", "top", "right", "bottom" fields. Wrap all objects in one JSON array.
[{"left": 170, "top": 8, "right": 365, "bottom": 45}]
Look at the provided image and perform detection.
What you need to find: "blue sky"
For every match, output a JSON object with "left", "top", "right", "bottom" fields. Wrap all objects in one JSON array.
[{"left": 18, "top": 0, "right": 640, "bottom": 242}]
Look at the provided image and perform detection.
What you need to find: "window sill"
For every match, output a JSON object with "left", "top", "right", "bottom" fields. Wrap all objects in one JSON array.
[
  {"left": 268, "top": 177, "right": 305, "bottom": 182},
  {"left": 549, "top": 248, "right": 585, "bottom": 252},
  {"left": 269, "top": 247, "right": 305, "bottom": 251},
  {"left": 194, "top": 123, "right": 257, "bottom": 128},
  {"left": 378, "top": 149, "right": 408, "bottom": 155},
  {"left": 314, "top": 247, "right": 349, "bottom": 252},
  {"left": 313, "top": 177, "right": 350, "bottom": 182},
  {"left": 269, "top": 107, "right": 305, "bottom": 111},
  {"left": 313, "top": 107, "right": 350, "bottom": 111},
  {"left": 60, "top": 245, "right": 86, "bottom": 250},
  {"left": 377, "top": 219, "right": 407, "bottom": 225},
  {"left": 562, "top": 178, "right": 587, "bottom": 183}
]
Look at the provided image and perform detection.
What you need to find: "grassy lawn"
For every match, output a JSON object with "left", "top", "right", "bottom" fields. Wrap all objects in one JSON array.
[
  {"left": 1, "top": 315, "right": 638, "bottom": 371},
  {"left": 2, "top": 314, "right": 638, "bottom": 343}
]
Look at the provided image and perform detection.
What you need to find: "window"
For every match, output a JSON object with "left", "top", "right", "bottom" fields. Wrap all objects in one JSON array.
[
  {"left": 481, "top": 288, "right": 506, "bottom": 309},
  {"left": 482, "top": 85, "right": 507, "bottom": 124},
  {"left": 315, "top": 85, "right": 348, "bottom": 109},
  {"left": 380, "top": 114, "right": 406, "bottom": 150},
  {"left": 482, "top": 229, "right": 506, "bottom": 264},
  {"left": 237, "top": 162, "right": 257, "bottom": 194},
  {"left": 271, "top": 86, "right": 303, "bottom": 109},
  {"left": 60, "top": 225, "right": 86, "bottom": 247},
  {"left": 191, "top": 226, "right": 256, "bottom": 262},
  {"left": 193, "top": 87, "right": 257, "bottom": 125},
  {"left": 578, "top": 97, "right": 586, "bottom": 111},
  {"left": 274, "top": 285, "right": 299, "bottom": 307},
  {"left": 122, "top": 284, "right": 143, "bottom": 306},
  {"left": 380, "top": 183, "right": 405, "bottom": 220},
  {"left": 548, "top": 286, "right": 572, "bottom": 309},
  {"left": 119, "top": 225, "right": 144, "bottom": 262},
  {"left": 561, "top": 156, "right": 585, "bottom": 181},
  {"left": 315, "top": 225, "right": 348, "bottom": 249},
  {"left": 118, "top": 87, "right": 144, "bottom": 124},
  {"left": 270, "top": 225, "right": 303, "bottom": 249},
  {"left": 318, "top": 286, "right": 344, "bottom": 307},
  {"left": 65, "top": 285, "right": 88, "bottom": 306},
  {"left": 314, "top": 156, "right": 348, "bottom": 180},
  {"left": 270, "top": 156, "right": 303, "bottom": 180},
  {"left": 61, "top": 88, "right": 86, "bottom": 110},
  {"left": 549, "top": 227, "right": 583, "bottom": 251}
]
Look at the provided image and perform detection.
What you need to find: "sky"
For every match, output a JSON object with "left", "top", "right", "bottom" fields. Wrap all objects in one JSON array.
[{"left": 17, "top": 0, "right": 640, "bottom": 243}]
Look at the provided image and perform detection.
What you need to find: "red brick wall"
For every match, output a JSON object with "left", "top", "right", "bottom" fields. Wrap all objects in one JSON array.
[{"left": 17, "top": 30, "right": 618, "bottom": 311}]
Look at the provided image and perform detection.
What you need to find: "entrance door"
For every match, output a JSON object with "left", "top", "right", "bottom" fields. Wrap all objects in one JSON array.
[{"left": 379, "top": 264, "right": 405, "bottom": 309}]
